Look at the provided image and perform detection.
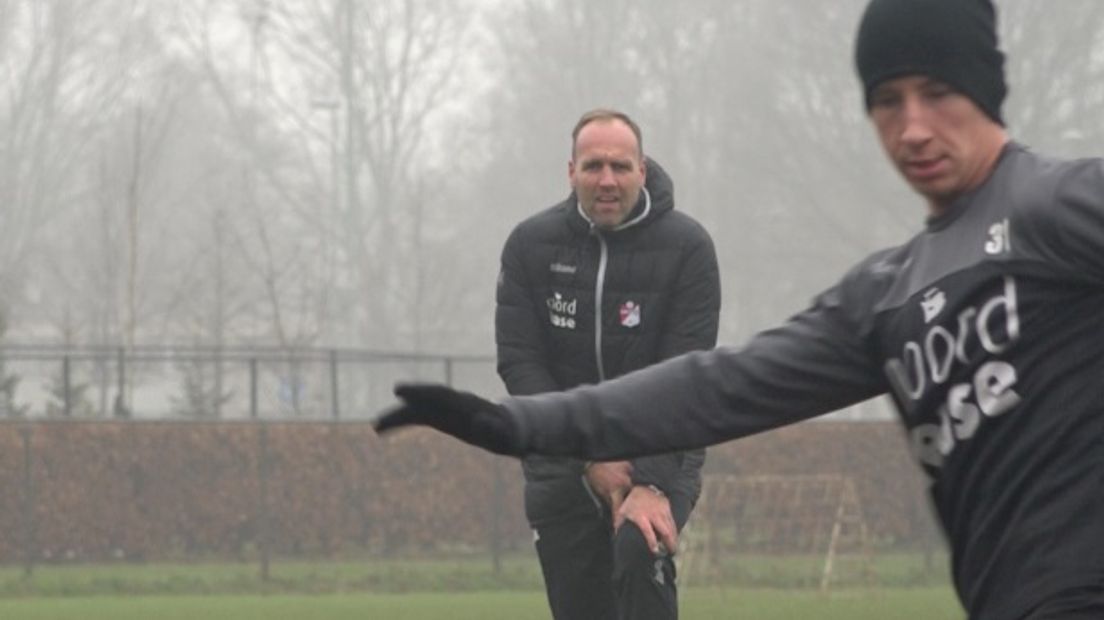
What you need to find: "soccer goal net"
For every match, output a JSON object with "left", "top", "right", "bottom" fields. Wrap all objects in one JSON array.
[{"left": 679, "top": 473, "right": 873, "bottom": 591}]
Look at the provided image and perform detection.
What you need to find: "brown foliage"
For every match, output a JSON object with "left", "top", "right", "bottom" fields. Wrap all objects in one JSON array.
[{"left": 0, "top": 420, "right": 934, "bottom": 563}]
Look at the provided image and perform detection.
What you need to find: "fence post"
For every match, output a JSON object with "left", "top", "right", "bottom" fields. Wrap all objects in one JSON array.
[
  {"left": 489, "top": 458, "right": 504, "bottom": 575},
  {"left": 289, "top": 355, "right": 302, "bottom": 415},
  {"left": 257, "top": 422, "right": 271, "bottom": 581},
  {"left": 329, "top": 349, "right": 339, "bottom": 420},
  {"left": 20, "top": 426, "right": 36, "bottom": 578},
  {"left": 113, "top": 347, "right": 128, "bottom": 418},
  {"left": 249, "top": 358, "right": 258, "bottom": 419},
  {"left": 62, "top": 355, "right": 72, "bottom": 417},
  {"left": 214, "top": 346, "right": 224, "bottom": 419}
]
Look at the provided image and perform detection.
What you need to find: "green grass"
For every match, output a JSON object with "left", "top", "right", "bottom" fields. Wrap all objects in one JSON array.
[
  {"left": 0, "top": 556, "right": 547, "bottom": 596},
  {"left": 0, "top": 588, "right": 963, "bottom": 620},
  {"left": 0, "top": 592, "right": 544, "bottom": 620},
  {"left": 696, "top": 550, "right": 952, "bottom": 589},
  {"left": 0, "top": 551, "right": 950, "bottom": 596},
  {"left": 0, "top": 552, "right": 960, "bottom": 618}
]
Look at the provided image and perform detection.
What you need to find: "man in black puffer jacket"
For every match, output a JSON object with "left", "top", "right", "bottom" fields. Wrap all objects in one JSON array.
[{"left": 495, "top": 108, "right": 721, "bottom": 620}]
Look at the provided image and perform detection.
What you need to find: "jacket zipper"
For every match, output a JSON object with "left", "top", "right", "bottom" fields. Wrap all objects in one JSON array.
[
  {"left": 580, "top": 227, "right": 610, "bottom": 517},
  {"left": 576, "top": 188, "right": 651, "bottom": 384},
  {"left": 593, "top": 231, "right": 608, "bottom": 382},
  {"left": 577, "top": 189, "right": 651, "bottom": 516}
]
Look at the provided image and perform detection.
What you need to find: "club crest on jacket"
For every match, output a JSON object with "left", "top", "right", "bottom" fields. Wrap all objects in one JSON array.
[{"left": 619, "top": 301, "right": 641, "bottom": 328}]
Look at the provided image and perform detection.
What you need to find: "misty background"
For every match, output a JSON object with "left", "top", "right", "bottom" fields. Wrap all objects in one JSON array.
[
  {"left": 0, "top": 0, "right": 1101, "bottom": 417},
  {"left": 0, "top": 2, "right": 1102, "bottom": 608}
]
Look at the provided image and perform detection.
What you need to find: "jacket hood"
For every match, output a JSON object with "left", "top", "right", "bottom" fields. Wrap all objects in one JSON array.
[
  {"left": 641, "top": 157, "right": 675, "bottom": 218},
  {"left": 569, "top": 157, "right": 675, "bottom": 233}
]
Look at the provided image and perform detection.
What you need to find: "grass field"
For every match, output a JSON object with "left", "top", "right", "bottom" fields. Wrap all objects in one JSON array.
[
  {"left": 0, "top": 551, "right": 951, "bottom": 595},
  {"left": 0, "top": 588, "right": 963, "bottom": 620},
  {"left": 0, "top": 552, "right": 962, "bottom": 618}
]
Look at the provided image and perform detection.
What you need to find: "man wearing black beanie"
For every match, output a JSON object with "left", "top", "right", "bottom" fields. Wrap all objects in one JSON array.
[
  {"left": 854, "top": 0, "right": 1012, "bottom": 217},
  {"left": 855, "top": 0, "right": 1007, "bottom": 125},
  {"left": 378, "top": 0, "right": 1104, "bottom": 618}
]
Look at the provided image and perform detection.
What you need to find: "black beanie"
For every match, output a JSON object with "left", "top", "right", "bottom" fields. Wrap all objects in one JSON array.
[{"left": 854, "top": 0, "right": 1007, "bottom": 124}]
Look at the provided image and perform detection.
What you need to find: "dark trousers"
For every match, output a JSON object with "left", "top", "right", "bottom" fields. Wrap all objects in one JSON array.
[{"left": 533, "top": 494, "right": 691, "bottom": 620}]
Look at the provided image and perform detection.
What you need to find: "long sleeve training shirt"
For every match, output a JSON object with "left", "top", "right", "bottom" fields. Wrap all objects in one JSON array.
[{"left": 504, "top": 143, "right": 1104, "bottom": 620}]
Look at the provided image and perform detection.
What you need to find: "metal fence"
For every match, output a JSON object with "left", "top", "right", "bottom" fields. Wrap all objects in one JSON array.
[
  {"left": 0, "top": 419, "right": 526, "bottom": 580},
  {"left": 0, "top": 417, "right": 946, "bottom": 591},
  {"left": 0, "top": 345, "right": 948, "bottom": 592},
  {"left": 0, "top": 345, "right": 498, "bottom": 420},
  {"left": 0, "top": 344, "right": 898, "bottom": 422}
]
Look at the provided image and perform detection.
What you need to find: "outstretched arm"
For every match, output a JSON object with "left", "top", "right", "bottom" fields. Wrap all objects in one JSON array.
[
  {"left": 377, "top": 282, "right": 889, "bottom": 461},
  {"left": 508, "top": 288, "right": 887, "bottom": 460}
]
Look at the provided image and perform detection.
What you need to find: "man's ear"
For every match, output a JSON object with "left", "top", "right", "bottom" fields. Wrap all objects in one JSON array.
[{"left": 568, "top": 158, "right": 577, "bottom": 188}]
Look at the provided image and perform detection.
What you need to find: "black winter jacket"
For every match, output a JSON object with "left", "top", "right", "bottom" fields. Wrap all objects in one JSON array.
[{"left": 495, "top": 159, "right": 721, "bottom": 525}]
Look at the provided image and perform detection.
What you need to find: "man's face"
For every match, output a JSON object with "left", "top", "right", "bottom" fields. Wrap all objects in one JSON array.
[
  {"left": 869, "top": 75, "right": 1006, "bottom": 213},
  {"left": 569, "top": 119, "right": 646, "bottom": 229}
]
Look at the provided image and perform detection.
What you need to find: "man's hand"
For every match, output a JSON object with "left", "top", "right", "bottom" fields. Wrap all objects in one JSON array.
[
  {"left": 373, "top": 383, "right": 522, "bottom": 456},
  {"left": 584, "top": 461, "right": 633, "bottom": 512},
  {"left": 615, "top": 485, "right": 678, "bottom": 556}
]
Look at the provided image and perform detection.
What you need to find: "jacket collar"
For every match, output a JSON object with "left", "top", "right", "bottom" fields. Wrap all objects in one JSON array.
[{"left": 575, "top": 187, "right": 653, "bottom": 232}]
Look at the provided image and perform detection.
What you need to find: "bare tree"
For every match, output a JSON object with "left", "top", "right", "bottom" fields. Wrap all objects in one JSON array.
[
  {"left": 1001, "top": 0, "right": 1104, "bottom": 157},
  {"left": 4, "top": 0, "right": 1098, "bottom": 368},
  {"left": 0, "top": 2, "right": 120, "bottom": 319},
  {"left": 170, "top": 0, "right": 483, "bottom": 357},
  {"left": 470, "top": 0, "right": 1104, "bottom": 345}
]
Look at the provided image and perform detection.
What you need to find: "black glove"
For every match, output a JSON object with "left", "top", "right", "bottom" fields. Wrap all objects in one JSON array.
[{"left": 373, "top": 383, "right": 523, "bottom": 457}]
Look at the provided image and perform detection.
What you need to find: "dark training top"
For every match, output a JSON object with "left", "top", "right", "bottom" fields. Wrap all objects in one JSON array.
[{"left": 504, "top": 143, "right": 1104, "bottom": 620}]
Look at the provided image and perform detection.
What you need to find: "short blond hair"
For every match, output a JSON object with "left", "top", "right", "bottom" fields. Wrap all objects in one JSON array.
[{"left": 571, "top": 108, "right": 643, "bottom": 158}]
